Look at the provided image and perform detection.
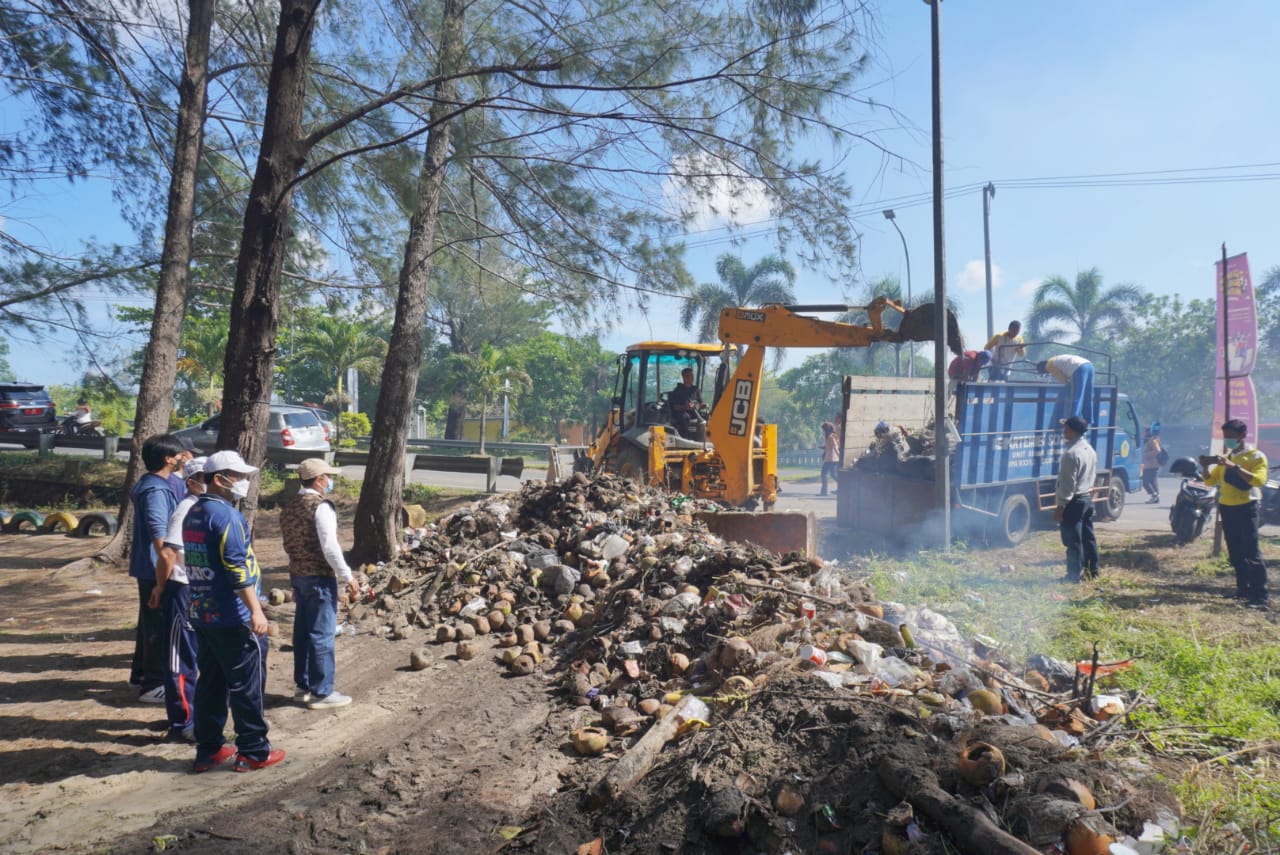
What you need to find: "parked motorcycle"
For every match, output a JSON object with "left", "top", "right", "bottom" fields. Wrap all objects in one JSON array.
[
  {"left": 1168, "top": 457, "right": 1217, "bottom": 545},
  {"left": 56, "top": 413, "right": 104, "bottom": 437}
]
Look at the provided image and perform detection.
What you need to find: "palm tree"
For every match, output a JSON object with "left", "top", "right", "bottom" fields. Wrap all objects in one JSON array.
[
  {"left": 177, "top": 314, "right": 230, "bottom": 416},
  {"left": 1027, "top": 268, "right": 1144, "bottom": 348},
  {"left": 447, "top": 343, "right": 532, "bottom": 453},
  {"left": 291, "top": 315, "right": 388, "bottom": 442},
  {"left": 680, "top": 254, "right": 797, "bottom": 349}
]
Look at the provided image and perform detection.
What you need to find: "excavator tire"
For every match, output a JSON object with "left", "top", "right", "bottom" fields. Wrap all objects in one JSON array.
[{"left": 613, "top": 445, "right": 650, "bottom": 484}]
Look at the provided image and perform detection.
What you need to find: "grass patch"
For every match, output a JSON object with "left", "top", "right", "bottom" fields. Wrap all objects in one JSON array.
[
  {"left": 0, "top": 451, "right": 126, "bottom": 485},
  {"left": 857, "top": 530, "right": 1280, "bottom": 846}
]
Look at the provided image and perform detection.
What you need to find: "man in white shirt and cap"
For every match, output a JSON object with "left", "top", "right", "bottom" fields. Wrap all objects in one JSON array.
[{"left": 281, "top": 458, "right": 359, "bottom": 709}]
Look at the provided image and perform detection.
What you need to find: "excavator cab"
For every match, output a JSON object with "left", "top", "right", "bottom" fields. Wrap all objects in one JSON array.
[{"left": 587, "top": 342, "right": 725, "bottom": 479}]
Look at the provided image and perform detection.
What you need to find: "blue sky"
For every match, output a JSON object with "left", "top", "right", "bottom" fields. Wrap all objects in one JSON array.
[
  {"left": 5, "top": 1, "right": 1279, "bottom": 390},
  {"left": 613, "top": 1, "right": 1280, "bottom": 364}
]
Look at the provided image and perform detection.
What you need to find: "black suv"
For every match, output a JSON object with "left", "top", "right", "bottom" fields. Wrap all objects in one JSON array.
[{"left": 0, "top": 383, "right": 57, "bottom": 433}]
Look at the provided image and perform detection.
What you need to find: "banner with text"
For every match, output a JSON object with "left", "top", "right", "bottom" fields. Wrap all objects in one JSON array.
[{"left": 1213, "top": 252, "right": 1257, "bottom": 437}]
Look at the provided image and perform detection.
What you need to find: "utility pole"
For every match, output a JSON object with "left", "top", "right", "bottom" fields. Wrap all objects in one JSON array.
[
  {"left": 1213, "top": 242, "right": 1229, "bottom": 557},
  {"left": 983, "top": 182, "right": 995, "bottom": 341},
  {"left": 929, "top": 0, "right": 950, "bottom": 550}
]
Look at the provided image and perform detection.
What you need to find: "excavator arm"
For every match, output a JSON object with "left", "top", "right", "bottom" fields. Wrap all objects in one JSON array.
[{"left": 707, "top": 299, "right": 962, "bottom": 506}]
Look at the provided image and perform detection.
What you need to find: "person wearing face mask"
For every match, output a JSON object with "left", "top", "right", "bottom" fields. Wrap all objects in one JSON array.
[
  {"left": 281, "top": 458, "right": 359, "bottom": 710},
  {"left": 129, "top": 434, "right": 184, "bottom": 704},
  {"left": 147, "top": 456, "right": 208, "bottom": 742},
  {"left": 183, "top": 450, "right": 284, "bottom": 773},
  {"left": 1053, "top": 416, "right": 1099, "bottom": 583},
  {"left": 1200, "top": 419, "right": 1270, "bottom": 609}
]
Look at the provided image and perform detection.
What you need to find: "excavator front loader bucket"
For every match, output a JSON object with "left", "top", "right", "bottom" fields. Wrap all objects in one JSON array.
[{"left": 896, "top": 303, "right": 964, "bottom": 356}]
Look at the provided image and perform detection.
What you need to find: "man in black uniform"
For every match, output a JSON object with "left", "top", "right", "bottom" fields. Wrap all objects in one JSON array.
[{"left": 667, "top": 367, "right": 703, "bottom": 438}]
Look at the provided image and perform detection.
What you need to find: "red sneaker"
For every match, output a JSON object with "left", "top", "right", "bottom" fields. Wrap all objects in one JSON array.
[
  {"left": 233, "top": 748, "right": 285, "bottom": 772},
  {"left": 192, "top": 744, "right": 237, "bottom": 773}
]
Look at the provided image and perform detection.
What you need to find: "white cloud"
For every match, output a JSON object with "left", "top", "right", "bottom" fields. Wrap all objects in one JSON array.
[
  {"left": 953, "top": 259, "right": 1002, "bottom": 294},
  {"left": 663, "top": 154, "right": 774, "bottom": 232}
]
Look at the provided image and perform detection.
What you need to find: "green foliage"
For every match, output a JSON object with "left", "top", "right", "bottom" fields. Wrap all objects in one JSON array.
[
  {"left": 505, "top": 332, "right": 615, "bottom": 439},
  {"left": 402, "top": 483, "right": 443, "bottom": 506},
  {"left": 1027, "top": 268, "right": 1145, "bottom": 351},
  {"left": 338, "top": 412, "right": 372, "bottom": 446},
  {"left": 1104, "top": 295, "right": 1215, "bottom": 425},
  {"left": 679, "top": 254, "right": 798, "bottom": 349}
]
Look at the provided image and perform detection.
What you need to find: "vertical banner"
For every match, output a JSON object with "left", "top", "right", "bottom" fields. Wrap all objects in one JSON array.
[{"left": 1212, "top": 253, "right": 1257, "bottom": 437}]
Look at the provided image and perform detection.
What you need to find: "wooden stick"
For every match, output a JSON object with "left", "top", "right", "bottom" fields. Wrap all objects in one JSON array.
[
  {"left": 878, "top": 754, "right": 1039, "bottom": 855},
  {"left": 587, "top": 694, "right": 703, "bottom": 808}
]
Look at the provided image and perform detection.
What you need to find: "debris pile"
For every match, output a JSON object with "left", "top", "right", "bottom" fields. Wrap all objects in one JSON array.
[{"left": 351, "top": 472, "right": 1182, "bottom": 854}]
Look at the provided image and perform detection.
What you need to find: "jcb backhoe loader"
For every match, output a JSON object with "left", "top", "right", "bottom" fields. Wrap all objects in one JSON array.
[{"left": 577, "top": 298, "right": 961, "bottom": 519}]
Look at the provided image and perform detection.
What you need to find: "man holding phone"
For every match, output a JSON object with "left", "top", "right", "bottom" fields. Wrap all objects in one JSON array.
[{"left": 1200, "top": 419, "right": 1270, "bottom": 609}]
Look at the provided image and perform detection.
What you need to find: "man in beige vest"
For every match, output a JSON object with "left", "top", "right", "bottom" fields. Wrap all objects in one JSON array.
[{"left": 282, "top": 458, "right": 359, "bottom": 709}]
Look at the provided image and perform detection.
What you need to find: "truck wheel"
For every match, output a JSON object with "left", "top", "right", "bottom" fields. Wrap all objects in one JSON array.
[
  {"left": 1097, "top": 483, "right": 1125, "bottom": 521},
  {"left": 995, "top": 494, "right": 1032, "bottom": 546}
]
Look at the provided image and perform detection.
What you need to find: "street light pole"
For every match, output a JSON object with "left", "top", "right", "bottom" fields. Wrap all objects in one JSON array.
[
  {"left": 982, "top": 181, "right": 995, "bottom": 341},
  {"left": 883, "top": 209, "right": 913, "bottom": 377},
  {"left": 928, "top": 0, "right": 950, "bottom": 550}
]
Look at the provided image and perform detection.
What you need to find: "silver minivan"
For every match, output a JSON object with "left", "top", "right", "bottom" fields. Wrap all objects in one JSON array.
[{"left": 173, "top": 404, "right": 331, "bottom": 453}]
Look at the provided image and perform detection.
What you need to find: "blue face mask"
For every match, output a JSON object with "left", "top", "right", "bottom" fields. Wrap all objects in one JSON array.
[
  {"left": 1223, "top": 438, "right": 1241, "bottom": 451},
  {"left": 323, "top": 478, "right": 335, "bottom": 494}
]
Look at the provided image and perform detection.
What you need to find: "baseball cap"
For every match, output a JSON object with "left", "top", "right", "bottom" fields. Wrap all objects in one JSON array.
[
  {"left": 175, "top": 435, "right": 197, "bottom": 453},
  {"left": 203, "top": 450, "right": 258, "bottom": 475},
  {"left": 297, "top": 458, "right": 341, "bottom": 480},
  {"left": 1061, "top": 416, "right": 1088, "bottom": 434},
  {"left": 184, "top": 456, "right": 209, "bottom": 479}
]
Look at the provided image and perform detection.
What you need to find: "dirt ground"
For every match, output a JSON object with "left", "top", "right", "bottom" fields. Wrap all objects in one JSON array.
[{"left": 0, "top": 491, "right": 1259, "bottom": 854}]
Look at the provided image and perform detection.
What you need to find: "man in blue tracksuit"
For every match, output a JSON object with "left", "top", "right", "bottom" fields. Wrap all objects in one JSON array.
[
  {"left": 184, "top": 450, "right": 284, "bottom": 773},
  {"left": 128, "top": 435, "right": 184, "bottom": 704}
]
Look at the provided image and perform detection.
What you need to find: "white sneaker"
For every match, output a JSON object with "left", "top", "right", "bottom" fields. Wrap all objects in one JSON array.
[
  {"left": 292, "top": 689, "right": 313, "bottom": 704},
  {"left": 138, "top": 686, "right": 166, "bottom": 704},
  {"left": 307, "top": 691, "right": 351, "bottom": 710}
]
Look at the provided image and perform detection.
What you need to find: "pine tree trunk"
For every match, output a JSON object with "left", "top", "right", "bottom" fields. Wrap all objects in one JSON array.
[
  {"left": 217, "top": 0, "right": 321, "bottom": 522},
  {"left": 89, "top": 0, "right": 213, "bottom": 565},
  {"left": 444, "top": 398, "right": 465, "bottom": 439},
  {"left": 351, "top": 0, "right": 465, "bottom": 564}
]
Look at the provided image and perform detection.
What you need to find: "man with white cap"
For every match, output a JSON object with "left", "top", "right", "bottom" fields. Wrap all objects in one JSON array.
[
  {"left": 282, "top": 458, "right": 358, "bottom": 709},
  {"left": 183, "top": 450, "right": 284, "bottom": 773},
  {"left": 147, "top": 455, "right": 207, "bottom": 741}
]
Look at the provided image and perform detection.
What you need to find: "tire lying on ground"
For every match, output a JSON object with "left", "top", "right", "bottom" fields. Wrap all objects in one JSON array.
[
  {"left": 40, "top": 511, "right": 79, "bottom": 534},
  {"left": 73, "top": 512, "right": 118, "bottom": 538},
  {"left": 3, "top": 510, "right": 45, "bottom": 533}
]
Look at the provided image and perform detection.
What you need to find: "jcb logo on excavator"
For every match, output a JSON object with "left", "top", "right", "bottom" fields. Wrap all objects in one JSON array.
[
  {"left": 735, "top": 310, "right": 766, "bottom": 322},
  {"left": 728, "top": 379, "right": 753, "bottom": 436}
]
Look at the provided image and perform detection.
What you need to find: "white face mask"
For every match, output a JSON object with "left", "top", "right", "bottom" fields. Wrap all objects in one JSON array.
[{"left": 225, "top": 476, "right": 251, "bottom": 500}]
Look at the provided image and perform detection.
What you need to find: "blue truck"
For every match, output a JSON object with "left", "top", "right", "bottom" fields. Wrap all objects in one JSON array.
[{"left": 836, "top": 374, "right": 1145, "bottom": 546}]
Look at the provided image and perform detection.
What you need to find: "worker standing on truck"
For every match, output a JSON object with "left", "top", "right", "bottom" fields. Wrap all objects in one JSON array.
[
  {"left": 1200, "top": 419, "right": 1270, "bottom": 609},
  {"left": 1054, "top": 416, "right": 1099, "bottom": 583},
  {"left": 668, "top": 367, "right": 704, "bottom": 438},
  {"left": 1037, "top": 354, "right": 1095, "bottom": 425},
  {"left": 984, "top": 321, "right": 1025, "bottom": 380}
]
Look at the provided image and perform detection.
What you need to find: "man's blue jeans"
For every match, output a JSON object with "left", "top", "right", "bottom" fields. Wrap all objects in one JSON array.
[
  {"left": 1060, "top": 497, "right": 1099, "bottom": 581},
  {"left": 1068, "top": 364, "right": 1096, "bottom": 424},
  {"left": 291, "top": 575, "right": 338, "bottom": 697},
  {"left": 193, "top": 624, "right": 270, "bottom": 762}
]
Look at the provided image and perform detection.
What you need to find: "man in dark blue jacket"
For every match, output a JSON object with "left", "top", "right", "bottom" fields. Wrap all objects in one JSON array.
[{"left": 128, "top": 434, "right": 184, "bottom": 703}]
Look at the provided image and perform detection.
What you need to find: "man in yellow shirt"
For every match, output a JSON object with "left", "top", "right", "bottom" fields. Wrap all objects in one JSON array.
[
  {"left": 1200, "top": 419, "right": 1270, "bottom": 609},
  {"left": 984, "top": 321, "right": 1025, "bottom": 381}
]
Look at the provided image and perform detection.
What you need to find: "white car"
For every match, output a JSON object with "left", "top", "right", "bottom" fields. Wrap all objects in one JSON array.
[{"left": 174, "top": 405, "right": 331, "bottom": 453}]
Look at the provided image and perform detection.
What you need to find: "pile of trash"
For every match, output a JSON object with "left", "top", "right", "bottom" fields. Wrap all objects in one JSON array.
[
  {"left": 854, "top": 419, "right": 961, "bottom": 481},
  {"left": 351, "top": 472, "right": 1182, "bottom": 854}
]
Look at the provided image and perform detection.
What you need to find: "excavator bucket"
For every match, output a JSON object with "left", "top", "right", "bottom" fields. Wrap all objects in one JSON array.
[{"left": 896, "top": 303, "right": 965, "bottom": 356}]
